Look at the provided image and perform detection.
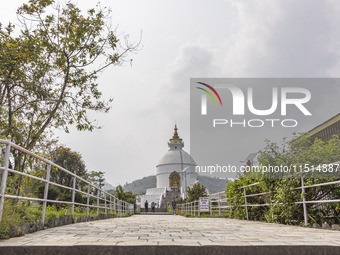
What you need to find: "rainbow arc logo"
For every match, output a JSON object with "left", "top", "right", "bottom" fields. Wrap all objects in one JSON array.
[{"left": 196, "top": 82, "right": 222, "bottom": 115}]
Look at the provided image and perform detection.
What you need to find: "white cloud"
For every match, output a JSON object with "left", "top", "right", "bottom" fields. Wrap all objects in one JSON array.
[{"left": 223, "top": 0, "right": 338, "bottom": 77}]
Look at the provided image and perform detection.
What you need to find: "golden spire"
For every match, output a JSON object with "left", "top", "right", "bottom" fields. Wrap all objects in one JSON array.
[
  {"left": 170, "top": 124, "right": 182, "bottom": 144},
  {"left": 173, "top": 124, "right": 179, "bottom": 139}
]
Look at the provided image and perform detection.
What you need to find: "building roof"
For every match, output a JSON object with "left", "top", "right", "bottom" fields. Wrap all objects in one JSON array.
[{"left": 306, "top": 113, "right": 340, "bottom": 138}]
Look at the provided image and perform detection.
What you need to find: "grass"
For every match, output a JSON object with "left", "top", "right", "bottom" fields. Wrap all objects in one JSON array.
[{"left": 0, "top": 199, "right": 126, "bottom": 239}]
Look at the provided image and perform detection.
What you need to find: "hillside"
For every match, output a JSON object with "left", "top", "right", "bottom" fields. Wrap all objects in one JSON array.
[
  {"left": 122, "top": 175, "right": 229, "bottom": 194},
  {"left": 198, "top": 175, "right": 229, "bottom": 194},
  {"left": 123, "top": 175, "right": 156, "bottom": 194}
]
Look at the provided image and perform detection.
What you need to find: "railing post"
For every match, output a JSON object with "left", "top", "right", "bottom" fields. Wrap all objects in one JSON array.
[
  {"left": 198, "top": 200, "right": 200, "bottom": 218},
  {"left": 41, "top": 162, "right": 51, "bottom": 224},
  {"left": 118, "top": 200, "right": 120, "bottom": 217},
  {"left": 210, "top": 196, "right": 212, "bottom": 216},
  {"left": 270, "top": 194, "right": 274, "bottom": 223},
  {"left": 0, "top": 136, "right": 12, "bottom": 223},
  {"left": 301, "top": 175, "right": 308, "bottom": 226},
  {"left": 195, "top": 201, "right": 197, "bottom": 217},
  {"left": 243, "top": 187, "right": 249, "bottom": 220},
  {"left": 97, "top": 189, "right": 100, "bottom": 216},
  {"left": 113, "top": 197, "right": 116, "bottom": 214},
  {"left": 104, "top": 193, "right": 107, "bottom": 216},
  {"left": 218, "top": 193, "right": 221, "bottom": 216},
  {"left": 86, "top": 184, "right": 90, "bottom": 217},
  {"left": 196, "top": 201, "right": 198, "bottom": 217},
  {"left": 71, "top": 172, "right": 76, "bottom": 217},
  {"left": 110, "top": 195, "right": 112, "bottom": 214}
]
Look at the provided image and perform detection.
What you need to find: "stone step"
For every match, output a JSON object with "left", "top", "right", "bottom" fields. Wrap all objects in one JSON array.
[
  {"left": 138, "top": 212, "right": 173, "bottom": 215},
  {"left": 140, "top": 208, "right": 168, "bottom": 212}
]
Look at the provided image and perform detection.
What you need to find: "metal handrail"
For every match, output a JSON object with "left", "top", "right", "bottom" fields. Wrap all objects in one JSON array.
[
  {"left": 0, "top": 137, "right": 134, "bottom": 224},
  {"left": 178, "top": 166, "right": 340, "bottom": 226}
]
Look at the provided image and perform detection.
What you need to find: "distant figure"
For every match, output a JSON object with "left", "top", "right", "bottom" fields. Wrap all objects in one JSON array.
[
  {"left": 171, "top": 198, "right": 176, "bottom": 215},
  {"left": 151, "top": 201, "right": 155, "bottom": 213},
  {"left": 145, "top": 200, "right": 148, "bottom": 213}
]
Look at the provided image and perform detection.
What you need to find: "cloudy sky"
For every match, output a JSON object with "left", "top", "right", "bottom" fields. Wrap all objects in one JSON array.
[{"left": 1, "top": 0, "right": 340, "bottom": 186}]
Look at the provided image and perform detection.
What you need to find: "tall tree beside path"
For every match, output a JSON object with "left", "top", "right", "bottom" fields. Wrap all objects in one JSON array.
[{"left": 0, "top": 0, "right": 140, "bottom": 195}]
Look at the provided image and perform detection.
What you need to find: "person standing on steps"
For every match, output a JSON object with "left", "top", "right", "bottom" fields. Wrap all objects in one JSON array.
[
  {"left": 171, "top": 198, "right": 176, "bottom": 215},
  {"left": 145, "top": 200, "right": 148, "bottom": 213},
  {"left": 151, "top": 201, "right": 155, "bottom": 213}
]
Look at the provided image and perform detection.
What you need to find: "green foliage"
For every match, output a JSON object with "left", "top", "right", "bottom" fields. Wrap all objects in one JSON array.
[
  {"left": 50, "top": 146, "right": 87, "bottom": 186},
  {"left": 109, "top": 185, "right": 136, "bottom": 210},
  {"left": 0, "top": 199, "right": 119, "bottom": 239},
  {"left": 87, "top": 171, "right": 105, "bottom": 191},
  {"left": 0, "top": 199, "right": 41, "bottom": 239},
  {"left": 186, "top": 183, "right": 207, "bottom": 202},
  {"left": 226, "top": 134, "right": 340, "bottom": 226},
  {"left": 115, "top": 185, "right": 125, "bottom": 200},
  {"left": 35, "top": 183, "right": 60, "bottom": 201}
]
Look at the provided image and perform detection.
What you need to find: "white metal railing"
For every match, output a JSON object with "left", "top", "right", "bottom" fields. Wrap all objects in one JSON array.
[
  {"left": 178, "top": 193, "right": 231, "bottom": 217},
  {"left": 235, "top": 166, "right": 340, "bottom": 226},
  {"left": 178, "top": 200, "right": 200, "bottom": 217},
  {"left": 177, "top": 165, "right": 340, "bottom": 226},
  {"left": 0, "top": 136, "right": 134, "bottom": 224}
]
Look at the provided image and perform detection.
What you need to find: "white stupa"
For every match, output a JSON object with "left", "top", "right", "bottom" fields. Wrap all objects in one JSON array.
[
  {"left": 156, "top": 124, "right": 198, "bottom": 190},
  {"left": 138, "top": 125, "right": 198, "bottom": 208}
]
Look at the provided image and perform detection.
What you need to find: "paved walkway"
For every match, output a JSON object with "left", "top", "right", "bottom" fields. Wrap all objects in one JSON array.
[
  {"left": 1, "top": 215, "right": 340, "bottom": 246},
  {"left": 1, "top": 215, "right": 340, "bottom": 254}
]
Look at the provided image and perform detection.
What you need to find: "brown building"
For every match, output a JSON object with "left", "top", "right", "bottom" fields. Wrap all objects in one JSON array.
[{"left": 306, "top": 113, "right": 340, "bottom": 142}]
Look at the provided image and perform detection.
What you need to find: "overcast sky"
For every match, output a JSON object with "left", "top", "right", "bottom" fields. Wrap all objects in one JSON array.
[{"left": 1, "top": 0, "right": 340, "bottom": 186}]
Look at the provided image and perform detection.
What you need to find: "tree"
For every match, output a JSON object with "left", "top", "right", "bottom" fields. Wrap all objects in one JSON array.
[
  {"left": 0, "top": 0, "right": 139, "bottom": 175},
  {"left": 87, "top": 170, "right": 105, "bottom": 194},
  {"left": 112, "top": 184, "right": 136, "bottom": 210},
  {"left": 49, "top": 146, "right": 87, "bottom": 188},
  {"left": 115, "top": 185, "right": 125, "bottom": 200},
  {"left": 186, "top": 183, "right": 207, "bottom": 202}
]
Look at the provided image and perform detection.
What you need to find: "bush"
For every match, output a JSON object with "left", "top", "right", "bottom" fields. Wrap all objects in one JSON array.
[{"left": 35, "top": 184, "right": 60, "bottom": 202}]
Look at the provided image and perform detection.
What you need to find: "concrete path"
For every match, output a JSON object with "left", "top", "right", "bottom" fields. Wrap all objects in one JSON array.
[{"left": 1, "top": 215, "right": 340, "bottom": 254}]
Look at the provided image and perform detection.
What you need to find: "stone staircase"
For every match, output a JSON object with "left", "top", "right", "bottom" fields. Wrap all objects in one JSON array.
[
  {"left": 161, "top": 190, "right": 181, "bottom": 209},
  {"left": 139, "top": 208, "right": 171, "bottom": 215},
  {"left": 137, "top": 190, "right": 182, "bottom": 215}
]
